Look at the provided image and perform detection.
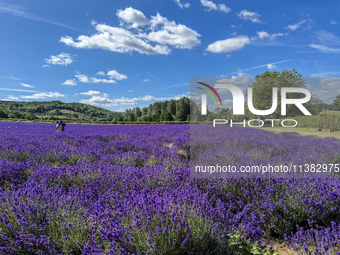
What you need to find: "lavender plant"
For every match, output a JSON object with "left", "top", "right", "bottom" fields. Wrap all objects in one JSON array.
[{"left": 0, "top": 122, "right": 339, "bottom": 254}]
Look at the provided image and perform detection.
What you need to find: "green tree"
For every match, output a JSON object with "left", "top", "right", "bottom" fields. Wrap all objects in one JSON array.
[
  {"left": 0, "top": 109, "right": 8, "bottom": 118},
  {"left": 25, "top": 112, "right": 36, "bottom": 120},
  {"left": 160, "top": 111, "right": 173, "bottom": 121},
  {"left": 332, "top": 95, "right": 340, "bottom": 111},
  {"left": 246, "top": 69, "right": 308, "bottom": 119},
  {"left": 72, "top": 113, "right": 79, "bottom": 119},
  {"left": 175, "top": 109, "right": 187, "bottom": 121}
]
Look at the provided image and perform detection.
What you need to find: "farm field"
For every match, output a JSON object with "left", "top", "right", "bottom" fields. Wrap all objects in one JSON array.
[
  {"left": 1, "top": 122, "right": 340, "bottom": 254},
  {"left": 259, "top": 126, "right": 340, "bottom": 139}
]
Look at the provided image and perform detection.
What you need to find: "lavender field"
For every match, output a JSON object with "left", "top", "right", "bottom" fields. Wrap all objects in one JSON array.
[{"left": 1, "top": 122, "right": 340, "bottom": 255}]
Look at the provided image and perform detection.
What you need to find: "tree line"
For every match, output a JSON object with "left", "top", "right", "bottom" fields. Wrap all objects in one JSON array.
[{"left": 0, "top": 101, "right": 123, "bottom": 122}]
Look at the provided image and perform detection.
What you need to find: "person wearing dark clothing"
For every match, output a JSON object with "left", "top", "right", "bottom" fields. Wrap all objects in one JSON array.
[{"left": 56, "top": 121, "right": 66, "bottom": 132}]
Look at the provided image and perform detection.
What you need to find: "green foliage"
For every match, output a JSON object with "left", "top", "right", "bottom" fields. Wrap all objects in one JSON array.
[
  {"left": 0, "top": 101, "right": 124, "bottom": 122},
  {"left": 246, "top": 69, "right": 307, "bottom": 119}
]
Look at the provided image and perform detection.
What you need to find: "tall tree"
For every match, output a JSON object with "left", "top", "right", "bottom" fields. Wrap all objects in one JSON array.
[{"left": 245, "top": 69, "right": 308, "bottom": 119}]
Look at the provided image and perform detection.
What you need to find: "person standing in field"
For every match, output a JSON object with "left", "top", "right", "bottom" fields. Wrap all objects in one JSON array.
[
  {"left": 55, "top": 120, "right": 65, "bottom": 133},
  {"left": 60, "top": 121, "right": 66, "bottom": 131}
]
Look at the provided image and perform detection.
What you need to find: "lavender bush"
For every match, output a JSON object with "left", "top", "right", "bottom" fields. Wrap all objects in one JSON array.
[{"left": 0, "top": 122, "right": 339, "bottom": 254}]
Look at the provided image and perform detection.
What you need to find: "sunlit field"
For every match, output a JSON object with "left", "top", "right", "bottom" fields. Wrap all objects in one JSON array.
[{"left": 1, "top": 122, "right": 340, "bottom": 254}]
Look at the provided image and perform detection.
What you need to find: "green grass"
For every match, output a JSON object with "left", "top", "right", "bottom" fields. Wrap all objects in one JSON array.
[{"left": 258, "top": 126, "right": 340, "bottom": 139}]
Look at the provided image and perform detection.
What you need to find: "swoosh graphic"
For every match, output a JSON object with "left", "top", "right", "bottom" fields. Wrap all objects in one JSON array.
[
  {"left": 197, "top": 82, "right": 222, "bottom": 106},
  {"left": 197, "top": 87, "right": 217, "bottom": 105}
]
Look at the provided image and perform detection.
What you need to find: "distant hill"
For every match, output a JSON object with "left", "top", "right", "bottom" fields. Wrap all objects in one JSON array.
[{"left": 0, "top": 100, "right": 123, "bottom": 122}]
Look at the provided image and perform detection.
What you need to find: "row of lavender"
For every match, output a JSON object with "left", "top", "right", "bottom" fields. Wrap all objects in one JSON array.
[{"left": 0, "top": 122, "right": 339, "bottom": 254}]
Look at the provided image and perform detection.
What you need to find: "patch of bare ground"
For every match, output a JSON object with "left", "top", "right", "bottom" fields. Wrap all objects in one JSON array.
[{"left": 266, "top": 240, "right": 300, "bottom": 255}]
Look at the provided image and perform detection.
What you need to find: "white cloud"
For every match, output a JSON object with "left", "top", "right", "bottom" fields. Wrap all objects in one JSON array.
[
  {"left": 330, "top": 20, "right": 338, "bottom": 25},
  {"left": 21, "top": 92, "right": 65, "bottom": 99},
  {"left": 205, "top": 35, "right": 251, "bottom": 53},
  {"left": 116, "top": 7, "right": 149, "bottom": 28},
  {"left": 218, "top": 4, "right": 231, "bottom": 13},
  {"left": 3, "top": 95, "right": 19, "bottom": 101},
  {"left": 174, "top": 0, "right": 190, "bottom": 9},
  {"left": 237, "top": 10, "right": 262, "bottom": 23},
  {"left": 62, "top": 79, "right": 77, "bottom": 86},
  {"left": 200, "top": 0, "right": 217, "bottom": 11},
  {"left": 42, "top": 65, "right": 50, "bottom": 68},
  {"left": 80, "top": 90, "right": 103, "bottom": 96},
  {"left": 143, "top": 79, "right": 150, "bottom": 82},
  {"left": 285, "top": 20, "right": 305, "bottom": 31},
  {"left": 80, "top": 90, "right": 187, "bottom": 107},
  {"left": 257, "top": 31, "right": 284, "bottom": 40},
  {"left": 145, "top": 13, "right": 201, "bottom": 49},
  {"left": 267, "top": 64, "right": 276, "bottom": 69},
  {"left": 200, "top": 0, "right": 231, "bottom": 13},
  {"left": 90, "top": 77, "right": 116, "bottom": 83},
  {"left": 44, "top": 53, "right": 73, "bottom": 66},
  {"left": 75, "top": 74, "right": 90, "bottom": 83},
  {"left": 60, "top": 9, "right": 201, "bottom": 55},
  {"left": 20, "top": 82, "right": 34, "bottom": 88},
  {"left": 60, "top": 22, "right": 171, "bottom": 55},
  {"left": 309, "top": 44, "right": 340, "bottom": 53},
  {"left": 236, "top": 70, "right": 246, "bottom": 78},
  {"left": 128, "top": 90, "right": 134, "bottom": 92},
  {"left": 107, "top": 70, "right": 128, "bottom": 80},
  {"left": 72, "top": 70, "right": 126, "bottom": 84}
]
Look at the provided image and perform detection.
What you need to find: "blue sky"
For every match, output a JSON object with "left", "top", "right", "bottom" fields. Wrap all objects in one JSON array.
[{"left": 0, "top": 0, "right": 340, "bottom": 111}]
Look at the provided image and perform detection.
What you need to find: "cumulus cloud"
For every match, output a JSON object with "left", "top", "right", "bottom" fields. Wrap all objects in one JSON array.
[
  {"left": 2, "top": 95, "right": 19, "bottom": 101},
  {"left": 267, "top": 64, "right": 276, "bottom": 69},
  {"left": 218, "top": 4, "right": 231, "bottom": 13},
  {"left": 205, "top": 35, "right": 251, "bottom": 53},
  {"left": 143, "top": 79, "right": 150, "bottom": 82},
  {"left": 330, "top": 20, "right": 338, "bottom": 25},
  {"left": 257, "top": 31, "right": 284, "bottom": 40},
  {"left": 62, "top": 79, "right": 77, "bottom": 86},
  {"left": 21, "top": 92, "right": 65, "bottom": 99},
  {"left": 90, "top": 77, "right": 116, "bottom": 83},
  {"left": 80, "top": 90, "right": 187, "bottom": 107},
  {"left": 75, "top": 74, "right": 90, "bottom": 83},
  {"left": 285, "top": 20, "right": 305, "bottom": 31},
  {"left": 60, "top": 8, "right": 200, "bottom": 55},
  {"left": 237, "top": 10, "right": 262, "bottom": 23},
  {"left": 107, "top": 70, "right": 128, "bottom": 80},
  {"left": 200, "top": 0, "right": 231, "bottom": 13},
  {"left": 97, "top": 71, "right": 105, "bottom": 76},
  {"left": 60, "top": 23, "right": 170, "bottom": 55},
  {"left": 116, "top": 7, "right": 149, "bottom": 28},
  {"left": 174, "top": 0, "right": 190, "bottom": 9},
  {"left": 145, "top": 13, "right": 201, "bottom": 49},
  {"left": 20, "top": 82, "right": 34, "bottom": 88},
  {"left": 80, "top": 90, "right": 104, "bottom": 97},
  {"left": 71, "top": 70, "right": 126, "bottom": 84},
  {"left": 44, "top": 53, "right": 73, "bottom": 66}
]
